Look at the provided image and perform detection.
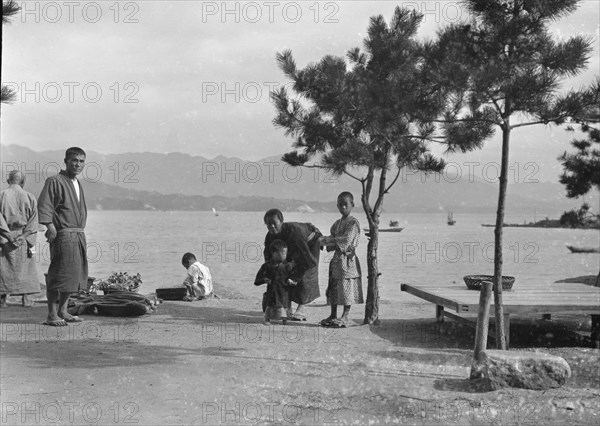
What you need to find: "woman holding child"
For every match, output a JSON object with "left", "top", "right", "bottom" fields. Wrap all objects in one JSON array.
[{"left": 263, "top": 208, "right": 321, "bottom": 321}]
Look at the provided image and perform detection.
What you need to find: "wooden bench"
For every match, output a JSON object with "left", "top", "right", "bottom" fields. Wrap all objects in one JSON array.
[{"left": 400, "top": 283, "right": 600, "bottom": 348}]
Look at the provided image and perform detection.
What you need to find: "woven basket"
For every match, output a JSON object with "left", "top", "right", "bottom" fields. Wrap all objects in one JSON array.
[
  {"left": 463, "top": 275, "right": 515, "bottom": 291},
  {"left": 156, "top": 287, "right": 188, "bottom": 301}
]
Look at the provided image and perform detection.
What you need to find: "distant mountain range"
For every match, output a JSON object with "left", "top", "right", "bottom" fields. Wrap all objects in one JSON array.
[{"left": 1, "top": 144, "right": 595, "bottom": 215}]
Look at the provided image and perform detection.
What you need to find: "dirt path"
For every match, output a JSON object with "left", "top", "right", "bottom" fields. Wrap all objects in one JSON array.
[{"left": 1, "top": 292, "right": 598, "bottom": 425}]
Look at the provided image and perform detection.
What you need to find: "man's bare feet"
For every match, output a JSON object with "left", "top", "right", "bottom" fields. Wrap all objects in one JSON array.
[
  {"left": 44, "top": 316, "right": 68, "bottom": 326},
  {"left": 58, "top": 313, "right": 83, "bottom": 322}
]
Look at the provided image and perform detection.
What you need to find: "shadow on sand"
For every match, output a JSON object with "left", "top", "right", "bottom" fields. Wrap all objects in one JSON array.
[
  {"left": 0, "top": 301, "right": 329, "bottom": 371},
  {"left": 368, "top": 315, "right": 599, "bottom": 393}
]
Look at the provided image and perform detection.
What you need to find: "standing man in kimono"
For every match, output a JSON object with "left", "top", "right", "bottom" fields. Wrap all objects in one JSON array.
[
  {"left": 0, "top": 170, "right": 40, "bottom": 307},
  {"left": 38, "top": 147, "right": 88, "bottom": 326}
]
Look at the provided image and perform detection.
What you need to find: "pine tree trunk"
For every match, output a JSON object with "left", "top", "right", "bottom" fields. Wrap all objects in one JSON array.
[
  {"left": 493, "top": 124, "right": 510, "bottom": 350},
  {"left": 364, "top": 228, "right": 380, "bottom": 324},
  {"left": 361, "top": 166, "right": 385, "bottom": 325}
]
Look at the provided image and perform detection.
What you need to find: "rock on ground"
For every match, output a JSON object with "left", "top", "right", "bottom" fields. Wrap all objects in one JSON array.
[{"left": 479, "top": 349, "right": 571, "bottom": 390}]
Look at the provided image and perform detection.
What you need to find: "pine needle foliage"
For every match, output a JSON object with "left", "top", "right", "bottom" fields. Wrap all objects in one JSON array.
[
  {"left": 2, "top": 0, "right": 21, "bottom": 104},
  {"left": 430, "top": 0, "right": 598, "bottom": 348}
]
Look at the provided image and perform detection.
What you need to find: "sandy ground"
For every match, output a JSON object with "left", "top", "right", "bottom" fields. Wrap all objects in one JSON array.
[{"left": 1, "top": 280, "right": 599, "bottom": 425}]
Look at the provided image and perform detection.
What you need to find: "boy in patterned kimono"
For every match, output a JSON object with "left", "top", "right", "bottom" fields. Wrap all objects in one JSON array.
[
  {"left": 38, "top": 147, "right": 88, "bottom": 326},
  {"left": 320, "top": 192, "right": 363, "bottom": 328},
  {"left": 254, "top": 239, "right": 298, "bottom": 324}
]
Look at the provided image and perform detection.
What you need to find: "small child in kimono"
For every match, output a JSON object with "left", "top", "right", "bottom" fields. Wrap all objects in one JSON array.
[
  {"left": 320, "top": 191, "right": 363, "bottom": 328},
  {"left": 254, "top": 239, "right": 298, "bottom": 324},
  {"left": 181, "top": 252, "right": 213, "bottom": 300}
]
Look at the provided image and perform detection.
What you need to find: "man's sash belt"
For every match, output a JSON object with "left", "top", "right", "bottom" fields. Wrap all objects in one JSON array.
[{"left": 57, "top": 227, "right": 85, "bottom": 234}]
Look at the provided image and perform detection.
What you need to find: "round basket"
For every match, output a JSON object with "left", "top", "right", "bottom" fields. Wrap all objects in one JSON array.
[
  {"left": 156, "top": 287, "right": 188, "bottom": 301},
  {"left": 463, "top": 275, "right": 515, "bottom": 291}
]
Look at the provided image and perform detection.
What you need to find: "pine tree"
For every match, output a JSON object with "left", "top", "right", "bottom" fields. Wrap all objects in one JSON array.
[
  {"left": 272, "top": 7, "right": 447, "bottom": 324},
  {"left": 2, "top": 0, "right": 21, "bottom": 104},
  {"left": 431, "top": 0, "right": 598, "bottom": 348},
  {"left": 559, "top": 105, "right": 600, "bottom": 287},
  {"left": 559, "top": 106, "right": 600, "bottom": 199}
]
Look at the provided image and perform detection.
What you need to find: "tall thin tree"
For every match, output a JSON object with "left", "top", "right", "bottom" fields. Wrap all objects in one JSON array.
[{"left": 430, "top": 0, "right": 598, "bottom": 348}]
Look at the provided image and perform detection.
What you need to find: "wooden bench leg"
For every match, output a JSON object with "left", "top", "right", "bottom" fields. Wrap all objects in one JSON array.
[
  {"left": 504, "top": 314, "right": 510, "bottom": 349},
  {"left": 436, "top": 305, "right": 444, "bottom": 323},
  {"left": 591, "top": 315, "right": 600, "bottom": 349}
]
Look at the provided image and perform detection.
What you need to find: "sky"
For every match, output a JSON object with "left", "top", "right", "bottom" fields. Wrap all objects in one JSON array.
[{"left": 2, "top": 0, "right": 599, "bottom": 182}]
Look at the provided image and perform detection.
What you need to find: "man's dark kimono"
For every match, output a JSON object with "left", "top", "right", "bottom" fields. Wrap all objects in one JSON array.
[{"left": 38, "top": 171, "right": 88, "bottom": 293}]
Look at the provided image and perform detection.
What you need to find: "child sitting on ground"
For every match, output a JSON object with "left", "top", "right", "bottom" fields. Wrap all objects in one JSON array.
[
  {"left": 254, "top": 239, "right": 298, "bottom": 324},
  {"left": 181, "top": 252, "right": 213, "bottom": 301}
]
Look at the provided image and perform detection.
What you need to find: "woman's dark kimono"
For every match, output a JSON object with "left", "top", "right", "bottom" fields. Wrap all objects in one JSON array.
[{"left": 264, "top": 222, "right": 321, "bottom": 305}]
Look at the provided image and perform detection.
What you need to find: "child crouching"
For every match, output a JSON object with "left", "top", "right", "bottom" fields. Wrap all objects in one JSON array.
[
  {"left": 254, "top": 239, "right": 298, "bottom": 324},
  {"left": 181, "top": 252, "right": 213, "bottom": 301}
]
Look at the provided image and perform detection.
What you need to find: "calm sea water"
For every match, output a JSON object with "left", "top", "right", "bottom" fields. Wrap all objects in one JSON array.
[{"left": 34, "top": 211, "right": 599, "bottom": 301}]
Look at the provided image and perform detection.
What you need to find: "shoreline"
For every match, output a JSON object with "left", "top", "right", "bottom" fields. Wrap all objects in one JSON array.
[
  {"left": 481, "top": 223, "right": 600, "bottom": 229},
  {"left": 4, "top": 274, "right": 599, "bottom": 309}
]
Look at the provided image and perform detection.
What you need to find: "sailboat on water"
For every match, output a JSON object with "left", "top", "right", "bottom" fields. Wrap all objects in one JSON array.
[
  {"left": 212, "top": 208, "right": 219, "bottom": 217},
  {"left": 447, "top": 212, "right": 456, "bottom": 226}
]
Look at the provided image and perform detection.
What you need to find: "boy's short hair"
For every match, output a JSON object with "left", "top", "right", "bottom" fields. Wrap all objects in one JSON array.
[
  {"left": 65, "top": 147, "right": 86, "bottom": 159},
  {"left": 269, "top": 239, "right": 287, "bottom": 254},
  {"left": 182, "top": 252, "right": 196, "bottom": 264},
  {"left": 264, "top": 208, "right": 283, "bottom": 223},
  {"left": 338, "top": 191, "right": 354, "bottom": 203}
]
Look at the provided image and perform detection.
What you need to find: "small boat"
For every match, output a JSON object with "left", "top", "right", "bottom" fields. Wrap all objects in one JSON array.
[
  {"left": 447, "top": 212, "right": 456, "bottom": 226},
  {"left": 212, "top": 208, "right": 219, "bottom": 217},
  {"left": 363, "top": 220, "right": 404, "bottom": 236},
  {"left": 566, "top": 245, "right": 599, "bottom": 253}
]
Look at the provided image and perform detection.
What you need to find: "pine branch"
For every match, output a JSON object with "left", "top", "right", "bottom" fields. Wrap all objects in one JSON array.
[
  {"left": 383, "top": 167, "right": 402, "bottom": 194},
  {"left": 276, "top": 50, "right": 297, "bottom": 80},
  {"left": 364, "top": 166, "right": 374, "bottom": 209},
  {"left": 372, "top": 160, "right": 388, "bottom": 215},
  {"left": 486, "top": 92, "right": 505, "bottom": 121},
  {"left": 1, "top": 85, "right": 17, "bottom": 104},
  {"left": 2, "top": 0, "right": 20, "bottom": 24},
  {"left": 426, "top": 117, "right": 500, "bottom": 126},
  {"left": 303, "top": 163, "right": 364, "bottom": 182},
  {"left": 342, "top": 169, "right": 364, "bottom": 182}
]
